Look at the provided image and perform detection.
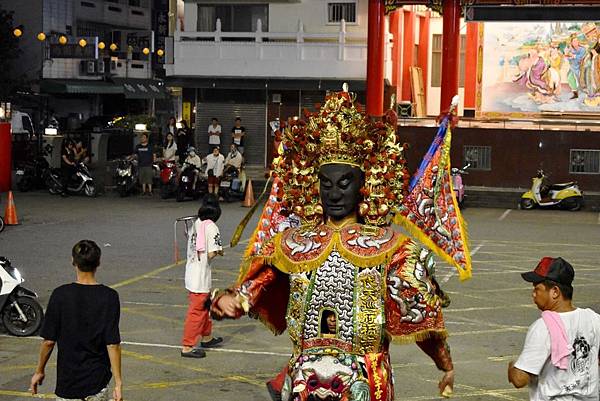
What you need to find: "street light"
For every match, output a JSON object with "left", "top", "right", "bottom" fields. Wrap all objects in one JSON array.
[
  {"left": 37, "top": 32, "right": 46, "bottom": 41},
  {"left": 98, "top": 41, "right": 106, "bottom": 50},
  {"left": 156, "top": 49, "right": 164, "bottom": 57},
  {"left": 142, "top": 47, "right": 150, "bottom": 55},
  {"left": 78, "top": 38, "right": 87, "bottom": 48},
  {"left": 13, "top": 28, "right": 22, "bottom": 37},
  {"left": 109, "top": 43, "right": 118, "bottom": 51},
  {"left": 58, "top": 35, "right": 67, "bottom": 45}
]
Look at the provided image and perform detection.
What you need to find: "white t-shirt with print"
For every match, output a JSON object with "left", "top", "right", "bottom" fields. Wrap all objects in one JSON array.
[
  {"left": 208, "top": 124, "right": 221, "bottom": 145},
  {"left": 515, "top": 308, "right": 600, "bottom": 401},
  {"left": 184, "top": 219, "right": 222, "bottom": 293},
  {"left": 205, "top": 153, "right": 224, "bottom": 177}
]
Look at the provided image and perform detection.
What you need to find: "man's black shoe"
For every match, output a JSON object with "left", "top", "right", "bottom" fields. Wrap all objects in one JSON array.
[
  {"left": 181, "top": 348, "right": 206, "bottom": 358},
  {"left": 200, "top": 337, "right": 223, "bottom": 348}
]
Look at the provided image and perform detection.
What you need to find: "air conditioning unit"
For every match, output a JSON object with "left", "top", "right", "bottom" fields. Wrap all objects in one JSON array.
[
  {"left": 86, "top": 60, "right": 95, "bottom": 74},
  {"left": 97, "top": 59, "right": 105, "bottom": 74},
  {"left": 79, "top": 60, "right": 96, "bottom": 76},
  {"left": 110, "top": 56, "right": 118, "bottom": 72}
]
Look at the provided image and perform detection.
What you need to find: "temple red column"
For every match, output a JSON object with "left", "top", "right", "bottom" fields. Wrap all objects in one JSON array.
[
  {"left": 417, "top": 11, "right": 431, "bottom": 100},
  {"left": 463, "top": 22, "right": 479, "bottom": 117},
  {"left": 389, "top": 9, "right": 402, "bottom": 99},
  {"left": 440, "top": 0, "right": 461, "bottom": 111},
  {"left": 401, "top": 9, "right": 415, "bottom": 102},
  {"left": 366, "top": 0, "right": 385, "bottom": 117}
]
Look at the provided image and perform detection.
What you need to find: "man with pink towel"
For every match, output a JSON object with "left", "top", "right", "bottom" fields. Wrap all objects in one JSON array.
[{"left": 508, "top": 257, "right": 600, "bottom": 400}]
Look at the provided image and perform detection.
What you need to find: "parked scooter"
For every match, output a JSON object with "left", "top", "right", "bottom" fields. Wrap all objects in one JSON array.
[
  {"left": 451, "top": 163, "right": 470, "bottom": 208},
  {"left": 0, "top": 216, "right": 4, "bottom": 233},
  {"left": 159, "top": 159, "right": 178, "bottom": 199},
  {"left": 520, "top": 170, "right": 583, "bottom": 211},
  {"left": 47, "top": 161, "right": 97, "bottom": 197},
  {"left": 16, "top": 144, "right": 54, "bottom": 192},
  {"left": 219, "top": 167, "right": 245, "bottom": 202},
  {"left": 176, "top": 163, "right": 208, "bottom": 202},
  {"left": 0, "top": 257, "right": 44, "bottom": 336},
  {"left": 114, "top": 158, "right": 138, "bottom": 197}
]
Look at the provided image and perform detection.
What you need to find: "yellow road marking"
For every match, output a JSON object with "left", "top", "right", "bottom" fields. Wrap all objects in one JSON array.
[
  {"left": 122, "top": 350, "right": 264, "bottom": 387},
  {"left": 111, "top": 261, "right": 184, "bottom": 289},
  {"left": 0, "top": 390, "right": 54, "bottom": 399},
  {"left": 0, "top": 363, "right": 55, "bottom": 372},
  {"left": 121, "top": 307, "right": 181, "bottom": 324},
  {"left": 451, "top": 327, "right": 527, "bottom": 336}
]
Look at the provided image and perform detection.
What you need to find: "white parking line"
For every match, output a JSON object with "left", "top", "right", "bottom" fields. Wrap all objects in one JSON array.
[
  {"left": 498, "top": 209, "right": 512, "bottom": 221},
  {"left": 123, "top": 301, "right": 186, "bottom": 308},
  {"left": 597, "top": 213, "right": 600, "bottom": 225},
  {"left": 122, "top": 340, "right": 289, "bottom": 356},
  {"left": 0, "top": 335, "right": 289, "bottom": 357}
]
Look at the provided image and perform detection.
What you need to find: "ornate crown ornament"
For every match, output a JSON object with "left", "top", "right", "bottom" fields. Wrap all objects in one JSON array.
[{"left": 273, "top": 90, "right": 408, "bottom": 226}]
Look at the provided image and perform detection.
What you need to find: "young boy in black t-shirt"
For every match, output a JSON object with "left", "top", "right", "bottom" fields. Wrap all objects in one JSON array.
[{"left": 30, "top": 240, "right": 123, "bottom": 401}]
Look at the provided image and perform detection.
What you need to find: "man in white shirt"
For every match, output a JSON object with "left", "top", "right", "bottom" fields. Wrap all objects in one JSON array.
[
  {"left": 204, "top": 146, "right": 224, "bottom": 195},
  {"left": 508, "top": 257, "right": 600, "bottom": 401},
  {"left": 208, "top": 118, "right": 221, "bottom": 146}
]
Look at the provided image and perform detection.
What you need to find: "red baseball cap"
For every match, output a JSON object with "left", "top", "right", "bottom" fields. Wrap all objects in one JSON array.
[{"left": 521, "top": 257, "right": 574, "bottom": 286}]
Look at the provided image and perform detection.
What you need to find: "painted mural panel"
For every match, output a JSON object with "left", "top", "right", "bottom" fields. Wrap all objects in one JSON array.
[{"left": 478, "top": 22, "right": 600, "bottom": 116}]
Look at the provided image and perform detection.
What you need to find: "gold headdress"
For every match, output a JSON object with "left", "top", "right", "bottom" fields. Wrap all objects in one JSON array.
[{"left": 274, "top": 90, "right": 408, "bottom": 226}]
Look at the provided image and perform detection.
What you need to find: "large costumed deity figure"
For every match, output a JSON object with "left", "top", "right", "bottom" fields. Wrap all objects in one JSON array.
[{"left": 213, "top": 90, "right": 471, "bottom": 401}]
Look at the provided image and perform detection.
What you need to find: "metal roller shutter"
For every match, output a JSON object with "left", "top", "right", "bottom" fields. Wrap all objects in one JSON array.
[
  {"left": 195, "top": 102, "right": 266, "bottom": 167},
  {"left": 301, "top": 91, "right": 325, "bottom": 114}
]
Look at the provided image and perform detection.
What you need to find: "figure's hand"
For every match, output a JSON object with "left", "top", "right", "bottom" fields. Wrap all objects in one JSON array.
[
  {"left": 214, "top": 293, "right": 243, "bottom": 318},
  {"left": 438, "top": 369, "right": 454, "bottom": 398},
  {"left": 113, "top": 384, "right": 123, "bottom": 401},
  {"left": 30, "top": 372, "right": 45, "bottom": 395},
  {"left": 508, "top": 360, "right": 515, "bottom": 382}
]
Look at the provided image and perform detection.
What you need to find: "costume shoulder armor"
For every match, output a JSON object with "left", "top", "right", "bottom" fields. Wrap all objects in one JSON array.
[{"left": 266, "top": 223, "right": 408, "bottom": 274}]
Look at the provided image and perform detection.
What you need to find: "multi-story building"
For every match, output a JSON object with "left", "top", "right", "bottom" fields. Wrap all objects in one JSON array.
[
  {"left": 4, "top": 0, "right": 168, "bottom": 125},
  {"left": 165, "top": 0, "right": 391, "bottom": 167}
]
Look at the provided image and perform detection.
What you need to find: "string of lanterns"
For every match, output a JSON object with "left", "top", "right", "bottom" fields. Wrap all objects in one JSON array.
[{"left": 12, "top": 27, "right": 164, "bottom": 56}]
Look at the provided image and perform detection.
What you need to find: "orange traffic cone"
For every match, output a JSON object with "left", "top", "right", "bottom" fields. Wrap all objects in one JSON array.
[
  {"left": 242, "top": 179, "right": 255, "bottom": 207},
  {"left": 4, "top": 191, "right": 19, "bottom": 225}
]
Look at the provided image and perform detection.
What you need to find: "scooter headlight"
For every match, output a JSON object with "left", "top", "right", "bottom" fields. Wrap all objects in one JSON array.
[{"left": 119, "top": 167, "right": 131, "bottom": 177}]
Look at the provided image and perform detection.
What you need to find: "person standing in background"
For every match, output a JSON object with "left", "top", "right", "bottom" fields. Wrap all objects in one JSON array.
[
  {"left": 208, "top": 118, "right": 221, "bottom": 148},
  {"left": 166, "top": 116, "right": 177, "bottom": 136},
  {"left": 231, "top": 117, "right": 246, "bottom": 155},
  {"left": 176, "top": 120, "right": 193, "bottom": 162},
  {"left": 133, "top": 133, "right": 155, "bottom": 196}
]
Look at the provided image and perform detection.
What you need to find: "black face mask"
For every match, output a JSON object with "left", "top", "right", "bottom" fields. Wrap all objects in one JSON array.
[{"left": 318, "top": 164, "right": 363, "bottom": 221}]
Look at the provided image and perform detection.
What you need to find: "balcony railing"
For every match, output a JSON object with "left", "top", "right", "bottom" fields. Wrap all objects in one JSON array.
[{"left": 165, "top": 19, "right": 393, "bottom": 81}]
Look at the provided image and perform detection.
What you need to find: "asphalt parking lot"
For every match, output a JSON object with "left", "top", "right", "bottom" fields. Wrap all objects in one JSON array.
[{"left": 1, "top": 191, "right": 599, "bottom": 401}]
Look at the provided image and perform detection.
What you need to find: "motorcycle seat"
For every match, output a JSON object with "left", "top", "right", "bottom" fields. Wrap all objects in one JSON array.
[{"left": 549, "top": 182, "right": 576, "bottom": 190}]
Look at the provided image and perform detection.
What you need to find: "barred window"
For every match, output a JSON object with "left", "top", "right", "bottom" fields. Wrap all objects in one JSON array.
[
  {"left": 327, "top": 2, "right": 357, "bottom": 23},
  {"left": 570, "top": 149, "right": 600, "bottom": 174},
  {"left": 463, "top": 145, "right": 491, "bottom": 171}
]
